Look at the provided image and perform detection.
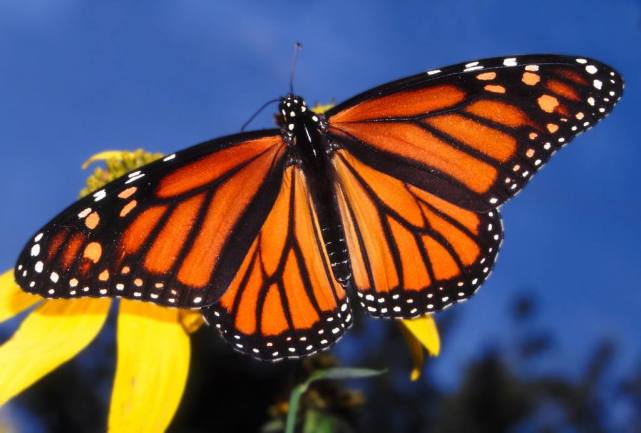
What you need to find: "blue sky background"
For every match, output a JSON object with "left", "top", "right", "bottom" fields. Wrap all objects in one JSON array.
[{"left": 0, "top": 0, "right": 639, "bottom": 404}]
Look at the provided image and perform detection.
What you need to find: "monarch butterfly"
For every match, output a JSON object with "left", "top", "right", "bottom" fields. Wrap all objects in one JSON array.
[{"left": 15, "top": 55, "right": 623, "bottom": 361}]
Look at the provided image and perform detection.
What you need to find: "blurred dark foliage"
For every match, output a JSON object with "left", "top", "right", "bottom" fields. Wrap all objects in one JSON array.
[{"left": 5, "top": 291, "right": 641, "bottom": 433}]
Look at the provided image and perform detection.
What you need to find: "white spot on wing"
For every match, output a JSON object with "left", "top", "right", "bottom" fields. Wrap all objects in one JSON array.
[
  {"left": 78, "top": 208, "right": 92, "bottom": 218},
  {"left": 93, "top": 190, "right": 106, "bottom": 202},
  {"left": 125, "top": 173, "right": 145, "bottom": 184}
]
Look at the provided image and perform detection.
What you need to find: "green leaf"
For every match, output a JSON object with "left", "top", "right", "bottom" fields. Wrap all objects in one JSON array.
[{"left": 308, "top": 367, "right": 385, "bottom": 383}]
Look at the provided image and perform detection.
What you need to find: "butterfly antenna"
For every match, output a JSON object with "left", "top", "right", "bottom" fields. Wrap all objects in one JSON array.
[
  {"left": 240, "top": 98, "right": 280, "bottom": 132},
  {"left": 289, "top": 42, "right": 303, "bottom": 95}
]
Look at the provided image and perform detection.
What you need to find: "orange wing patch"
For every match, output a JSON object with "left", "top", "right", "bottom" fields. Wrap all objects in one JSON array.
[
  {"left": 46, "top": 230, "right": 67, "bottom": 261},
  {"left": 122, "top": 206, "right": 167, "bottom": 255},
  {"left": 464, "top": 100, "right": 533, "bottom": 128},
  {"left": 204, "top": 166, "right": 352, "bottom": 361},
  {"left": 333, "top": 149, "right": 502, "bottom": 319},
  {"left": 330, "top": 85, "right": 466, "bottom": 123},
  {"left": 144, "top": 193, "right": 205, "bottom": 274},
  {"left": 424, "top": 114, "right": 517, "bottom": 162},
  {"left": 60, "top": 233, "right": 86, "bottom": 270},
  {"left": 546, "top": 80, "right": 581, "bottom": 102}
]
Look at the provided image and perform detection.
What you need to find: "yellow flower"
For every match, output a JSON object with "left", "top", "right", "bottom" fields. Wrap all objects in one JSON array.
[{"left": 0, "top": 150, "right": 203, "bottom": 433}]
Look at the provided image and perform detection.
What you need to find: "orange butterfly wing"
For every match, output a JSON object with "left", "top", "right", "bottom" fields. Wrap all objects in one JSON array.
[
  {"left": 333, "top": 149, "right": 501, "bottom": 317},
  {"left": 15, "top": 131, "right": 288, "bottom": 308},
  {"left": 203, "top": 166, "right": 351, "bottom": 360},
  {"left": 326, "top": 55, "right": 623, "bottom": 211},
  {"left": 326, "top": 55, "right": 622, "bottom": 316}
]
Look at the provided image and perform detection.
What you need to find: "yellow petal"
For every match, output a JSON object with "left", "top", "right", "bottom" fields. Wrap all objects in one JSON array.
[
  {"left": 401, "top": 316, "right": 440, "bottom": 356},
  {"left": 179, "top": 309, "right": 205, "bottom": 334},
  {"left": 311, "top": 102, "right": 335, "bottom": 114},
  {"left": 0, "top": 269, "right": 41, "bottom": 323},
  {"left": 0, "top": 298, "right": 110, "bottom": 405},
  {"left": 108, "top": 300, "right": 190, "bottom": 433},
  {"left": 399, "top": 316, "right": 441, "bottom": 381}
]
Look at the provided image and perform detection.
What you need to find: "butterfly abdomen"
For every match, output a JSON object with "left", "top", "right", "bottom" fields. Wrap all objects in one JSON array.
[{"left": 321, "top": 223, "right": 351, "bottom": 287}]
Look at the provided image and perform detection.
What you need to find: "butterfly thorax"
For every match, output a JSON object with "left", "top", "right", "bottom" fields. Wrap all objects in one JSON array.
[
  {"left": 277, "top": 95, "right": 352, "bottom": 287},
  {"left": 278, "top": 95, "right": 326, "bottom": 161}
]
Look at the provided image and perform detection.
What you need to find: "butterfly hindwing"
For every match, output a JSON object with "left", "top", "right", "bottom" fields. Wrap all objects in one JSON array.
[
  {"left": 326, "top": 55, "right": 623, "bottom": 211},
  {"left": 203, "top": 165, "right": 352, "bottom": 361},
  {"left": 333, "top": 149, "right": 502, "bottom": 318},
  {"left": 15, "top": 130, "right": 288, "bottom": 308}
]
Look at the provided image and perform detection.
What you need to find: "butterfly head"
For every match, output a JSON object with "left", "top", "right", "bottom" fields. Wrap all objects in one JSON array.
[{"left": 277, "top": 95, "right": 312, "bottom": 131}]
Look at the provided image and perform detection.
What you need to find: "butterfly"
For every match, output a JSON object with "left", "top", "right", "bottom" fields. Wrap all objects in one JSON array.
[{"left": 15, "top": 55, "right": 623, "bottom": 361}]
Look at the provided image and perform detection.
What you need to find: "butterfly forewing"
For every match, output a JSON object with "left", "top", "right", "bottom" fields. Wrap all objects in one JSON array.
[
  {"left": 326, "top": 55, "right": 624, "bottom": 211},
  {"left": 15, "top": 130, "right": 287, "bottom": 308}
]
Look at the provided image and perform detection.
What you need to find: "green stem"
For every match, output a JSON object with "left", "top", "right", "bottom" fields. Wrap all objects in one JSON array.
[{"left": 284, "top": 367, "right": 385, "bottom": 433}]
